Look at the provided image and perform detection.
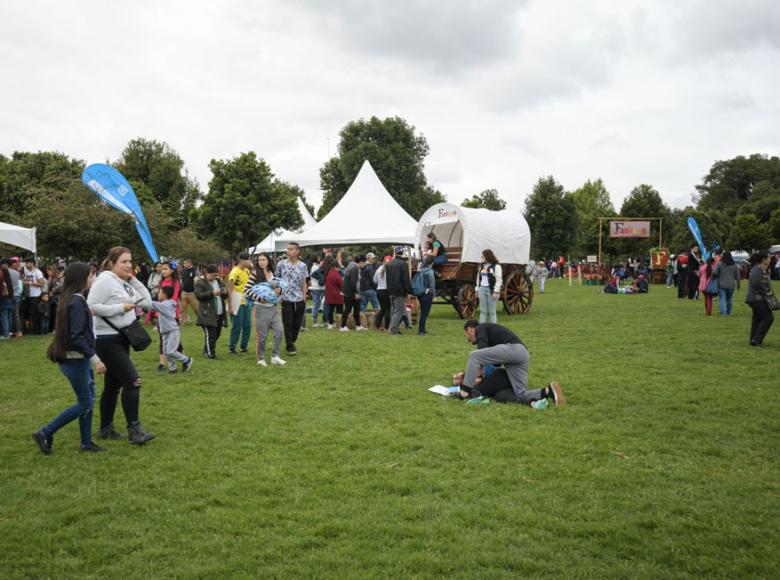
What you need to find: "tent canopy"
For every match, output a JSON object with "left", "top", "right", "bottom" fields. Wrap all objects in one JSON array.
[
  {"left": 0, "top": 221, "right": 37, "bottom": 254},
  {"left": 291, "top": 160, "right": 417, "bottom": 248},
  {"left": 415, "top": 202, "right": 531, "bottom": 264},
  {"left": 253, "top": 197, "right": 316, "bottom": 254}
]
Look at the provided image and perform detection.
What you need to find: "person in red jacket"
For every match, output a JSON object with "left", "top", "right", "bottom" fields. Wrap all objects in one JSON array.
[{"left": 322, "top": 256, "right": 344, "bottom": 329}]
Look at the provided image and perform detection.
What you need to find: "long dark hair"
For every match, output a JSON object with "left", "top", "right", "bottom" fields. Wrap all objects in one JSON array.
[
  {"left": 482, "top": 249, "right": 498, "bottom": 265},
  {"left": 320, "top": 255, "right": 337, "bottom": 277},
  {"left": 254, "top": 253, "right": 274, "bottom": 280},
  {"left": 47, "top": 262, "right": 92, "bottom": 363},
  {"left": 722, "top": 251, "right": 735, "bottom": 266},
  {"left": 162, "top": 260, "right": 180, "bottom": 283},
  {"left": 705, "top": 256, "right": 714, "bottom": 278},
  {"left": 750, "top": 251, "right": 768, "bottom": 267}
]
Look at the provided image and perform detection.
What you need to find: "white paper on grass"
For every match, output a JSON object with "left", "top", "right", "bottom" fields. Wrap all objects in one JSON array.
[
  {"left": 229, "top": 290, "right": 244, "bottom": 316},
  {"left": 428, "top": 385, "right": 452, "bottom": 396}
]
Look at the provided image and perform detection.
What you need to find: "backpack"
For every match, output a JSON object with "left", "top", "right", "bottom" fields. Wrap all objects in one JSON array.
[{"left": 411, "top": 269, "right": 426, "bottom": 296}]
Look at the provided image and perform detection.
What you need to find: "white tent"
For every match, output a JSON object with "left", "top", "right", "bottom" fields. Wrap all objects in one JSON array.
[
  {"left": 252, "top": 197, "right": 317, "bottom": 254},
  {"left": 291, "top": 160, "right": 418, "bottom": 248},
  {"left": 415, "top": 202, "right": 531, "bottom": 264},
  {"left": 0, "top": 221, "right": 37, "bottom": 254}
]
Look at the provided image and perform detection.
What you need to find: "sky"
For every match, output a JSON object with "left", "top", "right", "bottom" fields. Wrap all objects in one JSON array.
[{"left": 1, "top": 0, "right": 778, "bottom": 214}]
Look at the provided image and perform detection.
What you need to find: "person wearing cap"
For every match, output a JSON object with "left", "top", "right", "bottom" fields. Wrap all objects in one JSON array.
[
  {"left": 359, "top": 252, "right": 379, "bottom": 319},
  {"left": 536, "top": 261, "right": 549, "bottom": 293},
  {"left": 385, "top": 246, "right": 412, "bottom": 335},
  {"left": 461, "top": 319, "right": 565, "bottom": 406}
]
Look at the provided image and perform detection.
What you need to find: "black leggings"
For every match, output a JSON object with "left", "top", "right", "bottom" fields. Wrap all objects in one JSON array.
[
  {"left": 95, "top": 334, "right": 141, "bottom": 428},
  {"left": 343, "top": 296, "right": 360, "bottom": 327},
  {"left": 326, "top": 304, "right": 342, "bottom": 325},
  {"left": 377, "top": 290, "right": 391, "bottom": 328},
  {"left": 749, "top": 300, "right": 774, "bottom": 345}
]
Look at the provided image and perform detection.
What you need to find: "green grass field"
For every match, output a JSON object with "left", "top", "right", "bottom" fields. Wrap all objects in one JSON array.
[{"left": 1, "top": 280, "right": 778, "bottom": 578}]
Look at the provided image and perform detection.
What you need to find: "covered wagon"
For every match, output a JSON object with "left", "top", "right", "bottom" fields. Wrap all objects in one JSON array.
[{"left": 415, "top": 202, "right": 533, "bottom": 318}]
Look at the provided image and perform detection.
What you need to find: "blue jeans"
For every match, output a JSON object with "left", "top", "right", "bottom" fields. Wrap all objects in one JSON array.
[
  {"left": 0, "top": 297, "right": 13, "bottom": 337},
  {"left": 360, "top": 289, "right": 379, "bottom": 312},
  {"left": 418, "top": 293, "right": 433, "bottom": 333},
  {"left": 229, "top": 303, "right": 252, "bottom": 350},
  {"left": 478, "top": 286, "right": 498, "bottom": 323},
  {"left": 718, "top": 287, "right": 735, "bottom": 315},
  {"left": 42, "top": 358, "right": 96, "bottom": 447},
  {"left": 433, "top": 255, "right": 447, "bottom": 265},
  {"left": 310, "top": 290, "right": 324, "bottom": 323}
]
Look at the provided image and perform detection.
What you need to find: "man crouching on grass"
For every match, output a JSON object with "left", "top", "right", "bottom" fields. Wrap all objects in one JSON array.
[{"left": 460, "top": 320, "right": 565, "bottom": 406}]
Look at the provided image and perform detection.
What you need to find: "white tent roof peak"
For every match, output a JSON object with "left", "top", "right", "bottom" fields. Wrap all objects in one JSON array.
[{"left": 291, "top": 160, "right": 418, "bottom": 247}]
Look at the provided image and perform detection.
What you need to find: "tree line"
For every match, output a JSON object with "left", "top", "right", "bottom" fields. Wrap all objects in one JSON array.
[{"left": 1, "top": 115, "right": 777, "bottom": 262}]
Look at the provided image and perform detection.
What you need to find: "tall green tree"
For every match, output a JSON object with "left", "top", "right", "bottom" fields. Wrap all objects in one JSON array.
[
  {"left": 617, "top": 184, "right": 670, "bottom": 256},
  {"left": 197, "top": 152, "right": 303, "bottom": 254},
  {"left": 570, "top": 179, "right": 615, "bottom": 256},
  {"left": 695, "top": 154, "right": 780, "bottom": 214},
  {"left": 523, "top": 176, "right": 577, "bottom": 259},
  {"left": 318, "top": 116, "right": 444, "bottom": 220},
  {"left": 728, "top": 214, "right": 771, "bottom": 251},
  {"left": 115, "top": 138, "right": 202, "bottom": 226},
  {"left": 461, "top": 188, "right": 507, "bottom": 210}
]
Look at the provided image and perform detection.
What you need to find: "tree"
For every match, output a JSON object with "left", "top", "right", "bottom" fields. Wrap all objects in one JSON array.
[
  {"left": 695, "top": 154, "right": 780, "bottom": 215},
  {"left": 570, "top": 179, "right": 615, "bottom": 256},
  {"left": 617, "top": 184, "right": 670, "bottom": 257},
  {"left": 461, "top": 188, "right": 507, "bottom": 210},
  {"left": 197, "top": 152, "right": 303, "bottom": 254},
  {"left": 728, "top": 214, "right": 771, "bottom": 252},
  {"left": 523, "top": 176, "right": 577, "bottom": 259},
  {"left": 770, "top": 208, "right": 780, "bottom": 240},
  {"left": 115, "top": 138, "right": 202, "bottom": 226},
  {"left": 318, "top": 116, "right": 444, "bottom": 220}
]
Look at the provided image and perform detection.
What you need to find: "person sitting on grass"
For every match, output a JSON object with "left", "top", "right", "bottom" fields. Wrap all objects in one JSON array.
[
  {"left": 150, "top": 285, "right": 193, "bottom": 374},
  {"left": 461, "top": 320, "right": 565, "bottom": 406}
]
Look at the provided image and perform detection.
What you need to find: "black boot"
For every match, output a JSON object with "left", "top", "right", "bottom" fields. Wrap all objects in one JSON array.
[
  {"left": 97, "top": 423, "right": 123, "bottom": 440},
  {"left": 127, "top": 421, "right": 155, "bottom": 445}
]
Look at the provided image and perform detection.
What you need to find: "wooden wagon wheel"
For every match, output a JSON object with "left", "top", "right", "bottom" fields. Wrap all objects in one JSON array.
[
  {"left": 457, "top": 283, "right": 478, "bottom": 319},
  {"left": 502, "top": 270, "right": 533, "bottom": 314}
]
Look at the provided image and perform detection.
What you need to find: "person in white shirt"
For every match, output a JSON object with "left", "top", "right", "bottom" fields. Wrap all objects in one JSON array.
[
  {"left": 476, "top": 249, "right": 503, "bottom": 324},
  {"left": 22, "top": 256, "right": 46, "bottom": 334}
]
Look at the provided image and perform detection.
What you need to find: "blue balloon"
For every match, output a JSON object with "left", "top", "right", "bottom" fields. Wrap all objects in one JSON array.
[{"left": 82, "top": 164, "right": 159, "bottom": 263}]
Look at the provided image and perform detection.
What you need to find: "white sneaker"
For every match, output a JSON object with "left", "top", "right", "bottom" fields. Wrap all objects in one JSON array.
[
  {"left": 326, "top": 323, "right": 335, "bottom": 329},
  {"left": 270, "top": 355, "right": 286, "bottom": 366},
  {"left": 312, "top": 322, "right": 321, "bottom": 328},
  {"left": 355, "top": 326, "right": 367, "bottom": 331},
  {"left": 257, "top": 359, "right": 268, "bottom": 367},
  {"left": 339, "top": 326, "right": 350, "bottom": 332}
]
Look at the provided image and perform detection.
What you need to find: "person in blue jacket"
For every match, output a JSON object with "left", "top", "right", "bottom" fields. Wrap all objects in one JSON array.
[{"left": 32, "top": 263, "right": 107, "bottom": 454}]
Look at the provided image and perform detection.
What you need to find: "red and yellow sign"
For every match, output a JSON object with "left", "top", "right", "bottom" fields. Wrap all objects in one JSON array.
[{"left": 609, "top": 220, "right": 650, "bottom": 238}]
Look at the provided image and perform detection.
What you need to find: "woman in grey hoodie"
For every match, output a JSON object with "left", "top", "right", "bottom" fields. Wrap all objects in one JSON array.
[
  {"left": 713, "top": 251, "right": 741, "bottom": 316},
  {"left": 87, "top": 247, "right": 155, "bottom": 444}
]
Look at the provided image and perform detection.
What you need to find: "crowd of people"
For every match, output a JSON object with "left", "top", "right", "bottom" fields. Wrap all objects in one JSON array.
[{"left": 2, "top": 235, "right": 775, "bottom": 454}]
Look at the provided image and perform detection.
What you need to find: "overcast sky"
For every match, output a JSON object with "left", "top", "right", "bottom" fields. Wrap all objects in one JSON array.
[{"left": 1, "top": 0, "right": 778, "bottom": 213}]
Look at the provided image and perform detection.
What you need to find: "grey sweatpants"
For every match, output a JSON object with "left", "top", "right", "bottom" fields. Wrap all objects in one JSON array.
[
  {"left": 162, "top": 330, "right": 188, "bottom": 371},
  {"left": 254, "top": 305, "right": 283, "bottom": 359},
  {"left": 464, "top": 343, "right": 544, "bottom": 404},
  {"left": 389, "top": 295, "right": 406, "bottom": 333}
]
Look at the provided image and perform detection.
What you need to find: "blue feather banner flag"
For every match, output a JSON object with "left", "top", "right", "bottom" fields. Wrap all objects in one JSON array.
[
  {"left": 82, "top": 164, "right": 159, "bottom": 263},
  {"left": 686, "top": 217, "right": 709, "bottom": 260}
]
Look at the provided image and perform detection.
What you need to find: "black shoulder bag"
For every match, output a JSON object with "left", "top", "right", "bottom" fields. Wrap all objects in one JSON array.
[{"left": 102, "top": 315, "right": 152, "bottom": 352}]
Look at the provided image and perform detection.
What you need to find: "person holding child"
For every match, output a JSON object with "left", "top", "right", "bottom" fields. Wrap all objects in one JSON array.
[{"left": 245, "top": 253, "right": 286, "bottom": 367}]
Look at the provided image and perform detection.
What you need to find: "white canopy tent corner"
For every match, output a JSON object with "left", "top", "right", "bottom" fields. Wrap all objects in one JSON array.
[
  {"left": 415, "top": 202, "right": 531, "bottom": 265},
  {"left": 289, "top": 160, "right": 418, "bottom": 248},
  {"left": 0, "top": 221, "right": 37, "bottom": 254},
  {"left": 252, "top": 197, "right": 317, "bottom": 255}
]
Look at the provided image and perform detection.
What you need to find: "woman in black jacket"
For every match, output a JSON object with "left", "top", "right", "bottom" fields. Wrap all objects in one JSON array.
[
  {"left": 745, "top": 251, "right": 774, "bottom": 347},
  {"left": 32, "top": 263, "right": 107, "bottom": 454},
  {"left": 686, "top": 244, "right": 701, "bottom": 300}
]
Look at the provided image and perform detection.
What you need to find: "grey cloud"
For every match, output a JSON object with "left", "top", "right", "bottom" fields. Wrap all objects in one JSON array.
[{"left": 290, "top": 0, "right": 526, "bottom": 71}]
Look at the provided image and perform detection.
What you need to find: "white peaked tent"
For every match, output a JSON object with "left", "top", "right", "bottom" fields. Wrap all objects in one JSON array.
[
  {"left": 0, "top": 221, "right": 37, "bottom": 254},
  {"left": 291, "top": 160, "right": 418, "bottom": 247},
  {"left": 252, "top": 197, "right": 317, "bottom": 254},
  {"left": 415, "top": 202, "right": 531, "bottom": 264}
]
